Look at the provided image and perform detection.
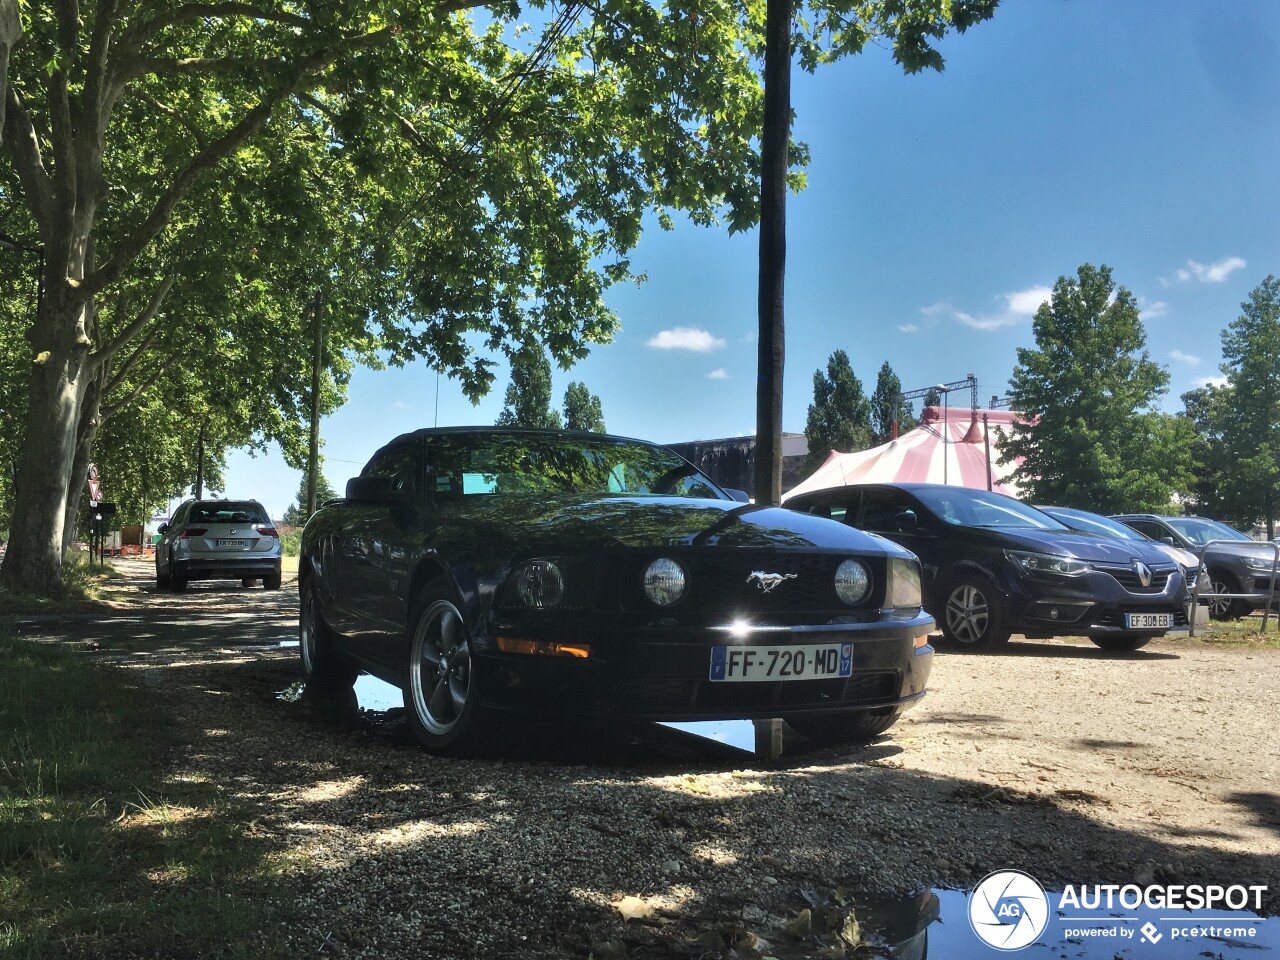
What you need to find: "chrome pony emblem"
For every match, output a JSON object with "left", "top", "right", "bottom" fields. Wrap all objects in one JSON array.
[
  {"left": 1133, "top": 561, "right": 1153, "bottom": 587},
  {"left": 747, "top": 571, "right": 798, "bottom": 593}
]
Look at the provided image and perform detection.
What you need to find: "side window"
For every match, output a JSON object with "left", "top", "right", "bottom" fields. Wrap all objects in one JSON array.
[
  {"left": 362, "top": 444, "right": 418, "bottom": 493},
  {"left": 805, "top": 499, "right": 852, "bottom": 524},
  {"left": 861, "top": 490, "right": 915, "bottom": 533},
  {"left": 1127, "top": 520, "right": 1165, "bottom": 541}
]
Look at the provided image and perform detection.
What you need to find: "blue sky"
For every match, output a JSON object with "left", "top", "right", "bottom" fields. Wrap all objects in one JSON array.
[{"left": 224, "top": 0, "right": 1280, "bottom": 521}]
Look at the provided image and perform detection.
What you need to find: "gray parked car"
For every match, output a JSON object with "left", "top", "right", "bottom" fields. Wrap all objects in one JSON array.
[
  {"left": 1110, "top": 514, "right": 1279, "bottom": 620},
  {"left": 156, "top": 499, "right": 282, "bottom": 591}
]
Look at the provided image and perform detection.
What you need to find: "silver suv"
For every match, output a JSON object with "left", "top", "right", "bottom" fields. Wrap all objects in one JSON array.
[
  {"left": 1111, "top": 514, "right": 1279, "bottom": 620},
  {"left": 156, "top": 499, "right": 282, "bottom": 591}
]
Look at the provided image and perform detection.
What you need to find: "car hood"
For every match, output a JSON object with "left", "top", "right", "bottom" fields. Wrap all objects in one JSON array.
[
  {"left": 443, "top": 494, "right": 914, "bottom": 557},
  {"left": 1202, "top": 540, "right": 1280, "bottom": 564},
  {"left": 974, "top": 527, "right": 1178, "bottom": 565}
]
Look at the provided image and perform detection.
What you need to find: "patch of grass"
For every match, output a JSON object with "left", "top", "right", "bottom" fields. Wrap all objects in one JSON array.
[
  {"left": 0, "top": 632, "right": 300, "bottom": 959},
  {"left": 1186, "top": 616, "right": 1280, "bottom": 649},
  {"left": 0, "top": 552, "right": 116, "bottom": 616}
]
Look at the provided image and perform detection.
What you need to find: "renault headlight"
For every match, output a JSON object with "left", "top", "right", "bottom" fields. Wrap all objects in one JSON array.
[
  {"left": 883, "top": 557, "right": 922, "bottom": 610},
  {"left": 1005, "top": 549, "right": 1091, "bottom": 577}
]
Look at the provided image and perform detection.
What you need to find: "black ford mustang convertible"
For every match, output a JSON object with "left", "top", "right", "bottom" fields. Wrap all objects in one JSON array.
[{"left": 299, "top": 428, "right": 934, "bottom": 753}]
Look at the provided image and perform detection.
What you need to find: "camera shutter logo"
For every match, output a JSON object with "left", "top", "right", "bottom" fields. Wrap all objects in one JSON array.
[{"left": 968, "top": 870, "right": 1049, "bottom": 951}]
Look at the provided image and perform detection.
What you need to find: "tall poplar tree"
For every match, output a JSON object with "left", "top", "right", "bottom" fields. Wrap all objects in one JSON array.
[
  {"left": 1004, "top": 264, "right": 1194, "bottom": 512},
  {"left": 804, "top": 349, "right": 873, "bottom": 471},
  {"left": 1217, "top": 276, "right": 1280, "bottom": 537},
  {"left": 871, "top": 361, "right": 916, "bottom": 444}
]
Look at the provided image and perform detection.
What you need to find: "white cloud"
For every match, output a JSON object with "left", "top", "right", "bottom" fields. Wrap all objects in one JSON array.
[
  {"left": 391, "top": 400, "right": 412, "bottom": 410},
  {"left": 898, "top": 323, "right": 920, "bottom": 334},
  {"left": 1169, "top": 350, "right": 1200, "bottom": 366},
  {"left": 1142, "top": 300, "right": 1169, "bottom": 319},
  {"left": 1195, "top": 375, "right": 1229, "bottom": 388},
  {"left": 1003, "top": 285, "right": 1052, "bottom": 315},
  {"left": 955, "top": 310, "right": 1019, "bottom": 332},
  {"left": 646, "top": 327, "right": 726, "bottom": 352},
  {"left": 708, "top": 368, "right": 729, "bottom": 380},
  {"left": 919, "top": 302, "right": 950, "bottom": 317},
  {"left": 1177, "top": 256, "right": 1247, "bottom": 284}
]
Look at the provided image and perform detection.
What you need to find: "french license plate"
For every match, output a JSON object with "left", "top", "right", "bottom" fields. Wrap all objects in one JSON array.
[
  {"left": 1125, "top": 612, "right": 1171, "bottom": 629},
  {"left": 216, "top": 539, "right": 247, "bottom": 548},
  {"left": 709, "top": 643, "right": 854, "bottom": 683}
]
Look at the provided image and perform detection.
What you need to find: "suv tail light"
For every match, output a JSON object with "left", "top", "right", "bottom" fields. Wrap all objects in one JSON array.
[
  {"left": 179, "top": 528, "right": 207, "bottom": 538},
  {"left": 255, "top": 525, "right": 278, "bottom": 539}
]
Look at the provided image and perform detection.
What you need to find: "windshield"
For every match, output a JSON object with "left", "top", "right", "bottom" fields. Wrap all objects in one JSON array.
[
  {"left": 1167, "top": 517, "right": 1253, "bottom": 545},
  {"left": 1043, "top": 508, "right": 1146, "bottom": 541},
  {"left": 423, "top": 432, "right": 728, "bottom": 500},
  {"left": 913, "top": 486, "right": 1068, "bottom": 530}
]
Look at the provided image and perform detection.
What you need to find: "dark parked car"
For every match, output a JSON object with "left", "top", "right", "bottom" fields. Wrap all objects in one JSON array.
[
  {"left": 298, "top": 428, "right": 934, "bottom": 753},
  {"left": 785, "top": 483, "right": 1190, "bottom": 651},
  {"left": 1110, "top": 514, "right": 1280, "bottom": 620},
  {"left": 156, "top": 498, "right": 282, "bottom": 591}
]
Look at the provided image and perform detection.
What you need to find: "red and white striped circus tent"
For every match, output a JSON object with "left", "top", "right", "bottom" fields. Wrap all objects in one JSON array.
[{"left": 783, "top": 407, "right": 1026, "bottom": 501}]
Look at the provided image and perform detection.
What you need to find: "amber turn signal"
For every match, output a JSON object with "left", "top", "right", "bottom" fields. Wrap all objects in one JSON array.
[
  {"left": 913, "top": 633, "right": 931, "bottom": 649},
  {"left": 496, "top": 636, "right": 591, "bottom": 659}
]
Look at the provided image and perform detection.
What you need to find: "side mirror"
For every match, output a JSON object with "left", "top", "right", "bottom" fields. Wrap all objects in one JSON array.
[
  {"left": 1160, "top": 536, "right": 1176, "bottom": 547},
  {"left": 723, "top": 488, "right": 751, "bottom": 503},
  {"left": 895, "top": 510, "right": 919, "bottom": 533},
  {"left": 346, "top": 476, "right": 408, "bottom": 503},
  {"left": 157, "top": 523, "right": 169, "bottom": 535}
]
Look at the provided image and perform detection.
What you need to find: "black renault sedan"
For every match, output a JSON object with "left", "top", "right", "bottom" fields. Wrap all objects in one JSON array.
[
  {"left": 784, "top": 483, "right": 1189, "bottom": 651},
  {"left": 298, "top": 428, "right": 934, "bottom": 753}
]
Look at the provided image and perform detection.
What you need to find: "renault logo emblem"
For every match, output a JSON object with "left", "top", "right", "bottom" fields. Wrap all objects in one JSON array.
[
  {"left": 1133, "top": 561, "right": 1153, "bottom": 587},
  {"left": 747, "top": 571, "right": 798, "bottom": 593}
]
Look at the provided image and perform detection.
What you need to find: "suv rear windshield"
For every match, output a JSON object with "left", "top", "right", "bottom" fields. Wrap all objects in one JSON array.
[{"left": 190, "top": 502, "right": 268, "bottom": 524}]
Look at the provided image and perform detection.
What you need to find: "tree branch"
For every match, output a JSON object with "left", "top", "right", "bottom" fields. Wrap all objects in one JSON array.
[
  {"left": 92, "top": 273, "right": 174, "bottom": 368},
  {"left": 131, "top": 90, "right": 209, "bottom": 149},
  {"left": 103, "top": 312, "right": 166, "bottom": 395},
  {"left": 86, "top": 28, "right": 395, "bottom": 296},
  {"left": 3, "top": 87, "right": 54, "bottom": 226},
  {"left": 101, "top": 370, "right": 158, "bottom": 421}
]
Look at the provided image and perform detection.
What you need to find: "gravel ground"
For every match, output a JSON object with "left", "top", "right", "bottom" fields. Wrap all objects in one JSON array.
[{"left": 16, "top": 558, "right": 1280, "bottom": 958}]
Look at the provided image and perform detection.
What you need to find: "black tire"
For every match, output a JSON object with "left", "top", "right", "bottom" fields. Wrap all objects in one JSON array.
[
  {"left": 1089, "top": 634, "right": 1152, "bottom": 652},
  {"left": 299, "top": 579, "right": 359, "bottom": 720},
  {"left": 403, "top": 582, "right": 490, "bottom": 754},
  {"left": 170, "top": 574, "right": 188, "bottom": 592},
  {"left": 264, "top": 565, "right": 282, "bottom": 591},
  {"left": 156, "top": 561, "right": 171, "bottom": 591},
  {"left": 939, "top": 573, "right": 1011, "bottom": 649},
  {"left": 1208, "top": 571, "right": 1251, "bottom": 621},
  {"left": 786, "top": 708, "right": 904, "bottom": 744},
  {"left": 241, "top": 577, "right": 256, "bottom": 588}
]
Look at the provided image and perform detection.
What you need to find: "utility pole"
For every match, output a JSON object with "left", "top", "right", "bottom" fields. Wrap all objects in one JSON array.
[
  {"left": 754, "top": 0, "right": 791, "bottom": 506},
  {"left": 306, "top": 291, "right": 324, "bottom": 518}
]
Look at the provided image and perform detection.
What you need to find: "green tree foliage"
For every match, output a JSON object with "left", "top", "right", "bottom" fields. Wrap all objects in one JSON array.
[
  {"left": 282, "top": 471, "right": 339, "bottom": 528},
  {"left": 804, "top": 350, "right": 873, "bottom": 471},
  {"left": 870, "top": 361, "right": 916, "bottom": 444},
  {"left": 1216, "top": 276, "right": 1280, "bottom": 536},
  {"left": 922, "top": 386, "right": 942, "bottom": 408},
  {"left": 496, "top": 347, "right": 563, "bottom": 429},
  {"left": 1004, "top": 264, "right": 1194, "bottom": 512},
  {"left": 0, "top": 0, "right": 774, "bottom": 590},
  {"left": 563, "top": 382, "right": 606, "bottom": 433},
  {"left": 1180, "top": 382, "right": 1232, "bottom": 519}
]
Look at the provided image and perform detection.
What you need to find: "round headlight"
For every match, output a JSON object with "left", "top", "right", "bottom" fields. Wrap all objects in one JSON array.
[
  {"left": 644, "top": 557, "right": 687, "bottom": 606},
  {"left": 515, "top": 560, "right": 565, "bottom": 608},
  {"left": 834, "top": 559, "right": 872, "bottom": 605}
]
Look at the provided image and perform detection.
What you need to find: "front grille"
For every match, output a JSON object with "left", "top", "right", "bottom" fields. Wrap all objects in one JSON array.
[
  {"left": 618, "top": 550, "right": 885, "bottom": 621},
  {"left": 1095, "top": 563, "right": 1174, "bottom": 593}
]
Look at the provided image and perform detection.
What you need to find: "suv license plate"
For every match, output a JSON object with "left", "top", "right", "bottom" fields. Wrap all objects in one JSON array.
[
  {"left": 1124, "top": 612, "right": 1171, "bottom": 629},
  {"left": 710, "top": 643, "right": 853, "bottom": 682},
  {"left": 216, "top": 539, "right": 247, "bottom": 548}
]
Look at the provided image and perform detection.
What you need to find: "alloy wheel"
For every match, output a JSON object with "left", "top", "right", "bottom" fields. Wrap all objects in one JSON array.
[
  {"left": 409, "top": 600, "right": 472, "bottom": 735},
  {"left": 946, "top": 584, "right": 990, "bottom": 644}
]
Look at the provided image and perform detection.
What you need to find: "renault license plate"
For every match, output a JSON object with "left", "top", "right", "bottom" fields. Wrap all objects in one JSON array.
[
  {"left": 1124, "top": 612, "right": 1171, "bottom": 629},
  {"left": 709, "top": 643, "right": 853, "bottom": 682}
]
